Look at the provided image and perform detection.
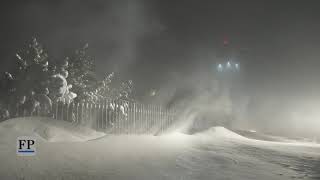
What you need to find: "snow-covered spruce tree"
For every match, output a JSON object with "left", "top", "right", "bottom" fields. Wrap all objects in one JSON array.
[
  {"left": 48, "top": 58, "right": 77, "bottom": 103},
  {"left": 67, "top": 43, "right": 98, "bottom": 103},
  {"left": 0, "top": 38, "right": 77, "bottom": 119},
  {"left": 65, "top": 44, "right": 134, "bottom": 126},
  {"left": 119, "top": 80, "right": 133, "bottom": 101},
  {"left": 15, "top": 38, "right": 49, "bottom": 94},
  {"left": 86, "top": 72, "right": 134, "bottom": 103},
  {"left": 5, "top": 38, "right": 52, "bottom": 116}
]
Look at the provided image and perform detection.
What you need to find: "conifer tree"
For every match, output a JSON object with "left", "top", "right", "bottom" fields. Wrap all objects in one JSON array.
[
  {"left": 14, "top": 37, "right": 50, "bottom": 95},
  {"left": 67, "top": 43, "right": 98, "bottom": 103}
]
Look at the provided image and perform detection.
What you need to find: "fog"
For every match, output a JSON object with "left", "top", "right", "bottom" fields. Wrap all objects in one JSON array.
[{"left": 1, "top": 0, "right": 320, "bottom": 139}]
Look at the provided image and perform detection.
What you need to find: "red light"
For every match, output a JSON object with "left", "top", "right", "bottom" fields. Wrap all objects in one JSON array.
[{"left": 223, "top": 39, "right": 229, "bottom": 46}]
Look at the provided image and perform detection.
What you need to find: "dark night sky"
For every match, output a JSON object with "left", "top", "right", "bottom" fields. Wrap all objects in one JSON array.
[{"left": 1, "top": 0, "right": 320, "bottom": 98}]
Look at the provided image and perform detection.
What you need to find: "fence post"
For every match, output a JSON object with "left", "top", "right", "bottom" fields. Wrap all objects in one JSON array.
[
  {"left": 106, "top": 99, "right": 109, "bottom": 130},
  {"left": 132, "top": 102, "right": 137, "bottom": 134},
  {"left": 91, "top": 103, "right": 94, "bottom": 129},
  {"left": 118, "top": 101, "right": 122, "bottom": 134},
  {"left": 143, "top": 104, "right": 146, "bottom": 134},
  {"left": 159, "top": 105, "right": 161, "bottom": 133},
  {"left": 159, "top": 106, "right": 161, "bottom": 134},
  {"left": 144, "top": 105, "right": 150, "bottom": 134},
  {"left": 161, "top": 106, "right": 163, "bottom": 133},
  {"left": 156, "top": 105, "right": 159, "bottom": 133},
  {"left": 94, "top": 104, "right": 97, "bottom": 130},
  {"left": 149, "top": 105, "right": 151, "bottom": 133},
  {"left": 137, "top": 103, "right": 140, "bottom": 134},
  {"left": 60, "top": 101, "right": 63, "bottom": 121},
  {"left": 55, "top": 101, "right": 58, "bottom": 120},
  {"left": 136, "top": 103, "right": 139, "bottom": 134},
  {"left": 103, "top": 102, "right": 106, "bottom": 130},
  {"left": 141, "top": 103, "right": 144, "bottom": 134},
  {"left": 150, "top": 104, "right": 153, "bottom": 133},
  {"left": 116, "top": 100, "right": 119, "bottom": 134},
  {"left": 89, "top": 102, "right": 94, "bottom": 128},
  {"left": 146, "top": 104, "right": 149, "bottom": 134},
  {"left": 96, "top": 104, "right": 99, "bottom": 130},
  {"left": 71, "top": 103, "right": 74, "bottom": 123},
  {"left": 112, "top": 100, "right": 116, "bottom": 133},
  {"left": 110, "top": 101, "right": 113, "bottom": 132},
  {"left": 76, "top": 103, "right": 79, "bottom": 124},
  {"left": 66, "top": 102, "right": 69, "bottom": 122},
  {"left": 100, "top": 103, "right": 103, "bottom": 130},
  {"left": 152, "top": 105, "right": 155, "bottom": 133},
  {"left": 149, "top": 105, "right": 152, "bottom": 133},
  {"left": 123, "top": 101, "right": 128, "bottom": 134},
  {"left": 129, "top": 101, "right": 131, "bottom": 134},
  {"left": 102, "top": 101, "right": 105, "bottom": 130},
  {"left": 151, "top": 104, "right": 154, "bottom": 133},
  {"left": 126, "top": 101, "right": 130, "bottom": 134},
  {"left": 108, "top": 100, "right": 112, "bottom": 131},
  {"left": 52, "top": 101, "right": 55, "bottom": 119},
  {"left": 80, "top": 103, "right": 83, "bottom": 125},
  {"left": 91, "top": 103, "right": 93, "bottom": 128},
  {"left": 126, "top": 101, "right": 129, "bottom": 134},
  {"left": 86, "top": 102, "right": 89, "bottom": 125},
  {"left": 140, "top": 103, "right": 142, "bottom": 134},
  {"left": 93, "top": 103, "right": 96, "bottom": 129},
  {"left": 119, "top": 100, "right": 122, "bottom": 134},
  {"left": 117, "top": 100, "right": 121, "bottom": 134},
  {"left": 154, "top": 105, "right": 157, "bottom": 133}
]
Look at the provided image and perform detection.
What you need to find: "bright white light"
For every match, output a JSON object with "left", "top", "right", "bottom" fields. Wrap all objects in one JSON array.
[
  {"left": 235, "top": 63, "right": 239, "bottom": 69},
  {"left": 227, "top": 61, "right": 231, "bottom": 68},
  {"left": 217, "top": 64, "right": 223, "bottom": 71}
]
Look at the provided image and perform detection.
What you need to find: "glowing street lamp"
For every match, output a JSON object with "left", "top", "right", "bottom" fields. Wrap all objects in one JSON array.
[
  {"left": 217, "top": 64, "right": 223, "bottom": 72},
  {"left": 227, "top": 61, "right": 231, "bottom": 68},
  {"left": 235, "top": 63, "right": 239, "bottom": 70},
  {"left": 216, "top": 61, "right": 240, "bottom": 72}
]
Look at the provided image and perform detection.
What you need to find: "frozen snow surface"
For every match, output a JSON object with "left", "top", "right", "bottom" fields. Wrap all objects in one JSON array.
[
  {"left": 0, "top": 117, "right": 319, "bottom": 180},
  {"left": 0, "top": 117, "right": 105, "bottom": 142}
]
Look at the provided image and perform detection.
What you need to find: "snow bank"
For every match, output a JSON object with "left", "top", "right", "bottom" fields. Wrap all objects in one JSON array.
[
  {"left": 0, "top": 117, "right": 319, "bottom": 180},
  {"left": 0, "top": 117, "right": 105, "bottom": 142},
  {"left": 194, "top": 126, "right": 246, "bottom": 140}
]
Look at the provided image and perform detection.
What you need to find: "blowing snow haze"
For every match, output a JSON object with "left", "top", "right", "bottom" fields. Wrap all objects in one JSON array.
[{"left": 1, "top": 0, "right": 320, "bottom": 138}]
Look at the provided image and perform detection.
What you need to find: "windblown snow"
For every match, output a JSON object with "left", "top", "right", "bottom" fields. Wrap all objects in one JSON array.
[
  {"left": 0, "top": 117, "right": 319, "bottom": 180},
  {"left": 0, "top": 117, "right": 105, "bottom": 142}
]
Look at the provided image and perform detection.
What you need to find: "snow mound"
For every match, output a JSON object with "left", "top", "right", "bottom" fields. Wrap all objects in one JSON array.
[
  {"left": 233, "top": 129, "right": 303, "bottom": 143},
  {"left": 194, "top": 126, "right": 247, "bottom": 140},
  {"left": 0, "top": 117, "right": 105, "bottom": 142}
]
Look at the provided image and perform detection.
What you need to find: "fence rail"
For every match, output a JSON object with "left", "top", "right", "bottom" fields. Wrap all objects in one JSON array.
[{"left": 14, "top": 99, "right": 177, "bottom": 135}]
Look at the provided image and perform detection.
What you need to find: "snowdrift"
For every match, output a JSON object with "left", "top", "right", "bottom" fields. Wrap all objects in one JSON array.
[
  {"left": 193, "top": 126, "right": 246, "bottom": 140},
  {"left": 0, "top": 117, "right": 319, "bottom": 180},
  {"left": 0, "top": 117, "right": 105, "bottom": 142},
  {"left": 233, "top": 129, "right": 308, "bottom": 143}
]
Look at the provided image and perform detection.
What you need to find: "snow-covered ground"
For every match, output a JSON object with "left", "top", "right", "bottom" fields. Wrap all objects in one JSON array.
[{"left": 0, "top": 117, "right": 319, "bottom": 180}]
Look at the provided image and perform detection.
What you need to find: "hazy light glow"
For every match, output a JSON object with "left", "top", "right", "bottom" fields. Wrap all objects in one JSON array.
[
  {"left": 235, "top": 63, "right": 239, "bottom": 69},
  {"left": 227, "top": 61, "right": 231, "bottom": 68},
  {"left": 217, "top": 64, "right": 223, "bottom": 71}
]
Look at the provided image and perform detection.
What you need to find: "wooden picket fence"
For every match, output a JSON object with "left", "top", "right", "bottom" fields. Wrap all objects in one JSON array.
[{"left": 25, "top": 99, "right": 177, "bottom": 135}]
